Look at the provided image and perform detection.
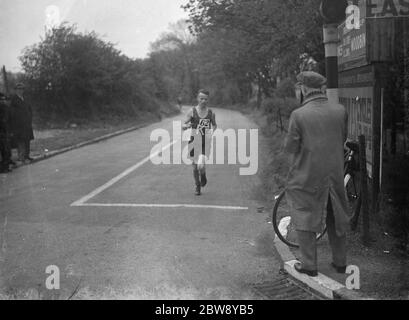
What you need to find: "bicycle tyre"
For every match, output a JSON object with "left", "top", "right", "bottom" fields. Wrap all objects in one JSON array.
[
  {"left": 272, "top": 190, "right": 327, "bottom": 248},
  {"left": 344, "top": 172, "right": 362, "bottom": 231}
]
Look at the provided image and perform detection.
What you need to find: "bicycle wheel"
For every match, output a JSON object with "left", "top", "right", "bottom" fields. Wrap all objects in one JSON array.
[
  {"left": 344, "top": 172, "right": 362, "bottom": 231},
  {"left": 272, "top": 191, "right": 327, "bottom": 248}
]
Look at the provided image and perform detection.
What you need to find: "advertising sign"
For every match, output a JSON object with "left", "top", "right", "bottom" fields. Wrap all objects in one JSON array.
[
  {"left": 338, "top": 0, "right": 409, "bottom": 71},
  {"left": 338, "top": 21, "right": 367, "bottom": 71},
  {"left": 338, "top": 0, "right": 368, "bottom": 71},
  {"left": 339, "top": 87, "right": 374, "bottom": 177}
]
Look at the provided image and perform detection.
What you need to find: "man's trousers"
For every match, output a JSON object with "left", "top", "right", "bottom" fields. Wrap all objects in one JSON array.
[
  {"left": 296, "top": 197, "right": 347, "bottom": 271},
  {"left": 17, "top": 139, "right": 31, "bottom": 161},
  {"left": 0, "top": 136, "right": 11, "bottom": 168}
]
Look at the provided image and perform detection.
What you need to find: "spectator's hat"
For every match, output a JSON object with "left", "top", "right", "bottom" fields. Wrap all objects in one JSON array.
[
  {"left": 296, "top": 71, "right": 327, "bottom": 89},
  {"left": 15, "top": 83, "right": 25, "bottom": 90}
]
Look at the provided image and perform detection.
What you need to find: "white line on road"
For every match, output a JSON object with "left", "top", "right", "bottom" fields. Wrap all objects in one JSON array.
[
  {"left": 71, "top": 140, "right": 177, "bottom": 207},
  {"left": 77, "top": 203, "right": 249, "bottom": 211}
]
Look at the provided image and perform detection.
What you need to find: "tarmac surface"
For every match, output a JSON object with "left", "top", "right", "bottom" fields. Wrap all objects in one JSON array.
[{"left": 0, "top": 107, "right": 317, "bottom": 300}]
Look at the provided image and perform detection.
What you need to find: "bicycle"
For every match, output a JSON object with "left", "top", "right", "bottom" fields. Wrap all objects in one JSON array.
[
  {"left": 272, "top": 141, "right": 362, "bottom": 248},
  {"left": 344, "top": 141, "right": 362, "bottom": 231}
]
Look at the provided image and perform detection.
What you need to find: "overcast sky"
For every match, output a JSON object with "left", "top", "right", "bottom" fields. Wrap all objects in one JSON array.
[{"left": 0, "top": 0, "right": 189, "bottom": 71}]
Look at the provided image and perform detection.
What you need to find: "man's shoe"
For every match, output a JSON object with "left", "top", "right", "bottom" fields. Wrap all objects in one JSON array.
[
  {"left": 330, "top": 262, "right": 347, "bottom": 274},
  {"left": 195, "top": 186, "right": 201, "bottom": 196},
  {"left": 294, "top": 262, "right": 318, "bottom": 277},
  {"left": 200, "top": 172, "right": 207, "bottom": 187}
]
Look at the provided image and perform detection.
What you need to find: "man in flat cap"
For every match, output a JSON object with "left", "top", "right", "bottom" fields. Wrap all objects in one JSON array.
[
  {"left": 10, "top": 83, "right": 34, "bottom": 164},
  {"left": 284, "top": 71, "right": 349, "bottom": 277}
]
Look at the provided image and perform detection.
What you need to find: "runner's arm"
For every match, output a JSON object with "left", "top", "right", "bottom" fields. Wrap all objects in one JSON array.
[
  {"left": 211, "top": 112, "right": 217, "bottom": 131},
  {"left": 182, "top": 109, "right": 193, "bottom": 130}
]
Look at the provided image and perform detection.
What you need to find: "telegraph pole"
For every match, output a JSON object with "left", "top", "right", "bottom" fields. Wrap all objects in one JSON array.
[{"left": 320, "top": 0, "right": 348, "bottom": 104}]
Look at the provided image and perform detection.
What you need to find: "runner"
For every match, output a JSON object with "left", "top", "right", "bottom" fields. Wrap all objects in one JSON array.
[{"left": 182, "top": 90, "right": 217, "bottom": 196}]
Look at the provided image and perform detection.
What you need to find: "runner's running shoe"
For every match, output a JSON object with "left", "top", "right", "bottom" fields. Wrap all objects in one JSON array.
[{"left": 195, "top": 185, "right": 201, "bottom": 196}]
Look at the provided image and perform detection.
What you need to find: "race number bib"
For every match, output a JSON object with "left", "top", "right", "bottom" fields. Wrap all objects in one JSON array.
[{"left": 197, "top": 118, "right": 211, "bottom": 135}]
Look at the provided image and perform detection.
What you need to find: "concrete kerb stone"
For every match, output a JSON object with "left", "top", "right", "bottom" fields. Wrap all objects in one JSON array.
[{"left": 273, "top": 233, "right": 370, "bottom": 300}]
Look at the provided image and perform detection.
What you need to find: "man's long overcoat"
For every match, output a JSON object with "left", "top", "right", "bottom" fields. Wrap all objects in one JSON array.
[
  {"left": 0, "top": 101, "right": 10, "bottom": 138},
  {"left": 284, "top": 93, "right": 350, "bottom": 236},
  {"left": 10, "top": 94, "right": 34, "bottom": 142}
]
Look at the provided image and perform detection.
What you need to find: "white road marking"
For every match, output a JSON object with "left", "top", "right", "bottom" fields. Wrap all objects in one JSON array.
[
  {"left": 77, "top": 203, "right": 249, "bottom": 210},
  {"left": 71, "top": 139, "right": 248, "bottom": 211},
  {"left": 71, "top": 141, "right": 177, "bottom": 206}
]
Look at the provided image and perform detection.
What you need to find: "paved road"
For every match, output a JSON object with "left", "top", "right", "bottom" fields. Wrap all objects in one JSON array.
[{"left": 0, "top": 107, "right": 308, "bottom": 300}]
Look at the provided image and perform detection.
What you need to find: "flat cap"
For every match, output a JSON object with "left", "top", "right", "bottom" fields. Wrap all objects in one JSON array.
[{"left": 296, "top": 71, "right": 327, "bottom": 89}]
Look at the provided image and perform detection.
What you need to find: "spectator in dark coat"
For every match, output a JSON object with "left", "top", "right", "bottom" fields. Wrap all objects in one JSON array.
[
  {"left": 10, "top": 83, "right": 34, "bottom": 163},
  {"left": 284, "top": 71, "right": 349, "bottom": 277},
  {"left": 0, "top": 92, "right": 12, "bottom": 173}
]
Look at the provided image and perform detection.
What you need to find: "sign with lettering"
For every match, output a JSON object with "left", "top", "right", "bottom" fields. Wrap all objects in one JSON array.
[
  {"left": 366, "top": 0, "right": 409, "bottom": 18},
  {"left": 338, "top": 20, "right": 368, "bottom": 71},
  {"left": 339, "top": 86, "right": 374, "bottom": 177},
  {"left": 349, "top": 0, "right": 409, "bottom": 19},
  {"left": 338, "top": 1, "right": 408, "bottom": 70}
]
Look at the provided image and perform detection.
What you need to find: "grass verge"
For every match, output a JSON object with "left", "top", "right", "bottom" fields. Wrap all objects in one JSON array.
[{"left": 14, "top": 107, "right": 180, "bottom": 159}]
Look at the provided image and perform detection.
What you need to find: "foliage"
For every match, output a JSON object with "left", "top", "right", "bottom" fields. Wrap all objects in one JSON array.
[
  {"left": 261, "top": 96, "right": 298, "bottom": 116},
  {"left": 17, "top": 0, "right": 328, "bottom": 122},
  {"left": 276, "top": 78, "right": 296, "bottom": 99},
  {"left": 19, "top": 24, "right": 164, "bottom": 123},
  {"left": 182, "top": 0, "right": 325, "bottom": 101},
  {"left": 149, "top": 20, "right": 199, "bottom": 103},
  {"left": 147, "top": 1, "right": 326, "bottom": 107}
]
